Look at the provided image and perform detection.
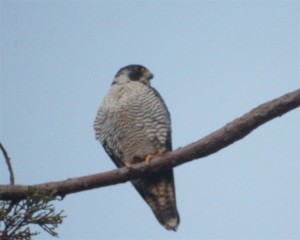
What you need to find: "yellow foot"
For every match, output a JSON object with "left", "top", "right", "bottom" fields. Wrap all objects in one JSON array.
[
  {"left": 125, "top": 162, "right": 133, "bottom": 168},
  {"left": 145, "top": 154, "right": 154, "bottom": 165},
  {"left": 144, "top": 147, "right": 167, "bottom": 165}
]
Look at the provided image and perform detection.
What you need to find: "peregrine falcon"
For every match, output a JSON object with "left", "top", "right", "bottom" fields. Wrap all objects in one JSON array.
[{"left": 94, "top": 65, "right": 180, "bottom": 230}]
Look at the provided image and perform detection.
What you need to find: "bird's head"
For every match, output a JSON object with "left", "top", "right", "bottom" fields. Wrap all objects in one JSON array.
[{"left": 112, "top": 65, "right": 154, "bottom": 86}]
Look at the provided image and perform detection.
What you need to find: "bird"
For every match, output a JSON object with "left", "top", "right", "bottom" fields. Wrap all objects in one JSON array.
[{"left": 94, "top": 65, "right": 180, "bottom": 230}]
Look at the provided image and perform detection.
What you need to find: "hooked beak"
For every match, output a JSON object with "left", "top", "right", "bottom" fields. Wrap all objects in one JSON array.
[{"left": 149, "top": 73, "right": 154, "bottom": 80}]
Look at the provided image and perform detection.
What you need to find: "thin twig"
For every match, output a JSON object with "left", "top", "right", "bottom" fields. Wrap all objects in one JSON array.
[{"left": 0, "top": 143, "right": 15, "bottom": 185}]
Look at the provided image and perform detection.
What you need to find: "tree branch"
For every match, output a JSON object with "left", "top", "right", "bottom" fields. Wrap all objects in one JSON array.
[
  {"left": 0, "top": 143, "right": 15, "bottom": 185},
  {"left": 0, "top": 89, "right": 299, "bottom": 201}
]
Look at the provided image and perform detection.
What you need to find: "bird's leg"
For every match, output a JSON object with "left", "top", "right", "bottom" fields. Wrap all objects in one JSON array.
[
  {"left": 158, "top": 147, "right": 166, "bottom": 156},
  {"left": 145, "top": 147, "right": 166, "bottom": 165}
]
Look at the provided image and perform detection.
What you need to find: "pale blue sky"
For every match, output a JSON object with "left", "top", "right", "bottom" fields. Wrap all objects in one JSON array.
[{"left": 1, "top": 1, "right": 299, "bottom": 239}]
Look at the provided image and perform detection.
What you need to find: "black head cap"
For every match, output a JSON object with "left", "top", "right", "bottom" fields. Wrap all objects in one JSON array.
[{"left": 115, "top": 64, "right": 153, "bottom": 81}]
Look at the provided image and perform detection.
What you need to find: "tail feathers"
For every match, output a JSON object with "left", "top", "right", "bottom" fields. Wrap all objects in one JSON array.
[
  {"left": 132, "top": 169, "right": 180, "bottom": 231},
  {"left": 159, "top": 203, "right": 179, "bottom": 231}
]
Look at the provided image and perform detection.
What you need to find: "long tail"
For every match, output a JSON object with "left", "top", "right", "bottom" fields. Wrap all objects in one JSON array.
[{"left": 132, "top": 169, "right": 180, "bottom": 230}]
